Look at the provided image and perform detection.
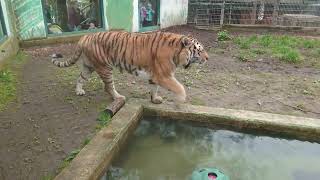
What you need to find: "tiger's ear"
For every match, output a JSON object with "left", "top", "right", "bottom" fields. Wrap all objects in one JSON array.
[{"left": 182, "top": 37, "right": 192, "bottom": 47}]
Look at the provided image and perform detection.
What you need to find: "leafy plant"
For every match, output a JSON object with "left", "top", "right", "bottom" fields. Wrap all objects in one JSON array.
[{"left": 217, "top": 30, "right": 232, "bottom": 41}]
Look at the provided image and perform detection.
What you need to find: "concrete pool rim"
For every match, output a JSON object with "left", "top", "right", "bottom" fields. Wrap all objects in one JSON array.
[{"left": 54, "top": 99, "right": 320, "bottom": 180}]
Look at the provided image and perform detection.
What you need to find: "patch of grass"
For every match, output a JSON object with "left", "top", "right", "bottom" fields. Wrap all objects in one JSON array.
[
  {"left": 96, "top": 110, "right": 111, "bottom": 130},
  {"left": 275, "top": 35, "right": 300, "bottom": 48},
  {"left": 59, "top": 149, "right": 81, "bottom": 171},
  {"left": 234, "top": 37, "right": 251, "bottom": 49},
  {"left": 0, "top": 69, "right": 17, "bottom": 111},
  {"left": 251, "top": 48, "right": 266, "bottom": 55},
  {"left": 0, "top": 52, "right": 28, "bottom": 111},
  {"left": 82, "top": 137, "right": 91, "bottom": 147},
  {"left": 236, "top": 50, "right": 256, "bottom": 62},
  {"left": 248, "top": 35, "right": 258, "bottom": 42},
  {"left": 273, "top": 46, "right": 301, "bottom": 63},
  {"left": 217, "top": 30, "right": 232, "bottom": 41},
  {"left": 310, "top": 48, "right": 320, "bottom": 57},
  {"left": 303, "top": 40, "right": 316, "bottom": 49},
  {"left": 259, "top": 35, "right": 272, "bottom": 47},
  {"left": 234, "top": 35, "right": 258, "bottom": 49},
  {"left": 237, "top": 52, "right": 249, "bottom": 62},
  {"left": 233, "top": 35, "right": 309, "bottom": 64},
  {"left": 64, "top": 149, "right": 81, "bottom": 162},
  {"left": 315, "top": 48, "right": 320, "bottom": 55}
]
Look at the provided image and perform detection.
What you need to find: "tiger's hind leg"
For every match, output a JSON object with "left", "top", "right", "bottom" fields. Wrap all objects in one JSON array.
[
  {"left": 76, "top": 62, "right": 94, "bottom": 96},
  {"left": 96, "top": 66, "right": 125, "bottom": 101}
]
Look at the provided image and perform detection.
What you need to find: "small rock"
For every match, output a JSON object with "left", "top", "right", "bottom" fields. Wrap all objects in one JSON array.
[
  {"left": 48, "top": 138, "right": 55, "bottom": 144},
  {"left": 257, "top": 100, "right": 262, "bottom": 106},
  {"left": 33, "top": 124, "right": 40, "bottom": 128},
  {"left": 23, "top": 101, "right": 31, "bottom": 105},
  {"left": 23, "top": 158, "right": 32, "bottom": 163}
]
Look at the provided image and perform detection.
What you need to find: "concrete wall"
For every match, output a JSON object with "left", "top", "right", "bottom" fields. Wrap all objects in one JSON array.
[
  {"left": 105, "top": 0, "right": 188, "bottom": 32},
  {"left": 8, "top": 0, "right": 188, "bottom": 41},
  {"left": 160, "top": 0, "right": 188, "bottom": 28}
]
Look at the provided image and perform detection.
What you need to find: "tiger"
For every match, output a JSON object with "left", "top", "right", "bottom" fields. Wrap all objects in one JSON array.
[{"left": 51, "top": 30, "right": 209, "bottom": 104}]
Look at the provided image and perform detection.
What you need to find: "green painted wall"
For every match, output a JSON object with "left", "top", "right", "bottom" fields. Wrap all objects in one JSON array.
[
  {"left": 105, "top": 0, "right": 133, "bottom": 31},
  {"left": 11, "top": 0, "right": 46, "bottom": 40}
]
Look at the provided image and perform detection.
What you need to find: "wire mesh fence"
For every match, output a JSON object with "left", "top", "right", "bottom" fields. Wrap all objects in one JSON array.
[{"left": 188, "top": 0, "right": 320, "bottom": 28}]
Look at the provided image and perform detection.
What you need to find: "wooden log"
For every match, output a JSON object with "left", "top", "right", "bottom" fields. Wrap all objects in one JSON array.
[{"left": 104, "top": 98, "right": 126, "bottom": 117}]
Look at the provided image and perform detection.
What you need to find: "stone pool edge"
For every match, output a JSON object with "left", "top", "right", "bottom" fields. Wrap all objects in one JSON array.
[
  {"left": 54, "top": 102, "right": 143, "bottom": 180},
  {"left": 54, "top": 99, "right": 320, "bottom": 180},
  {"left": 143, "top": 102, "right": 320, "bottom": 142}
]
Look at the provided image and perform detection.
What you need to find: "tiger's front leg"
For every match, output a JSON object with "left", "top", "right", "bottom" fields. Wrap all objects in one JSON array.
[
  {"left": 157, "top": 77, "right": 186, "bottom": 104},
  {"left": 150, "top": 85, "right": 163, "bottom": 104},
  {"left": 96, "top": 67, "right": 126, "bottom": 101}
]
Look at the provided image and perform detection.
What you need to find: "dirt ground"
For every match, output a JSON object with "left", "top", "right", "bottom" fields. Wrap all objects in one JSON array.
[{"left": 0, "top": 25, "right": 320, "bottom": 180}]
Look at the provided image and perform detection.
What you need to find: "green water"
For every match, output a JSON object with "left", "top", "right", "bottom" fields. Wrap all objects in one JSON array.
[{"left": 105, "top": 119, "right": 320, "bottom": 180}]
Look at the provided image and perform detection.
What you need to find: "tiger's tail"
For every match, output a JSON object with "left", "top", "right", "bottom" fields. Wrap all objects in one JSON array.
[{"left": 51, "top": 45, "right": 82, "bottom": 68}]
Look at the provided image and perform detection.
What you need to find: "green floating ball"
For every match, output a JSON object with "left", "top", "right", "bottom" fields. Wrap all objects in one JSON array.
[{"left": 191, "top": 168, "right": 230, "bottom": 180}]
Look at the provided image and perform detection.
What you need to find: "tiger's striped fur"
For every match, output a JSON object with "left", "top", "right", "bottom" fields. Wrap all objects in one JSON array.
[{"left": 51, "top": 31, "right": 208, "bottom": 104}]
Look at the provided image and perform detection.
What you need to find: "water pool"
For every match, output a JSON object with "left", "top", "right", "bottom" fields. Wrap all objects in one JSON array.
[{"left": 104, "top": 118, "right": 320, "bottom": 180}]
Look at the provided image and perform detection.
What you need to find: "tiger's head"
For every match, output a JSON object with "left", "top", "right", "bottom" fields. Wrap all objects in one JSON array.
[{"left": 179, "top": 35, "right": 209, "bottom": 69}]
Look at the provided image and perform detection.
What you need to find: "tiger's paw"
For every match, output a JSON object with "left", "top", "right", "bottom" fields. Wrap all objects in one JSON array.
[
  {"left": 76, "top": 89, "right": 86, "bottom": 96},
  {"left": 151, "top": 95, "right": 163, "bottom": 104}
]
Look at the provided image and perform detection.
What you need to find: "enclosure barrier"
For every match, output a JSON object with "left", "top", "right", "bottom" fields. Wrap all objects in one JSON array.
[{"left": 188, "top": 0, "right": 320, "bottom": 29}]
